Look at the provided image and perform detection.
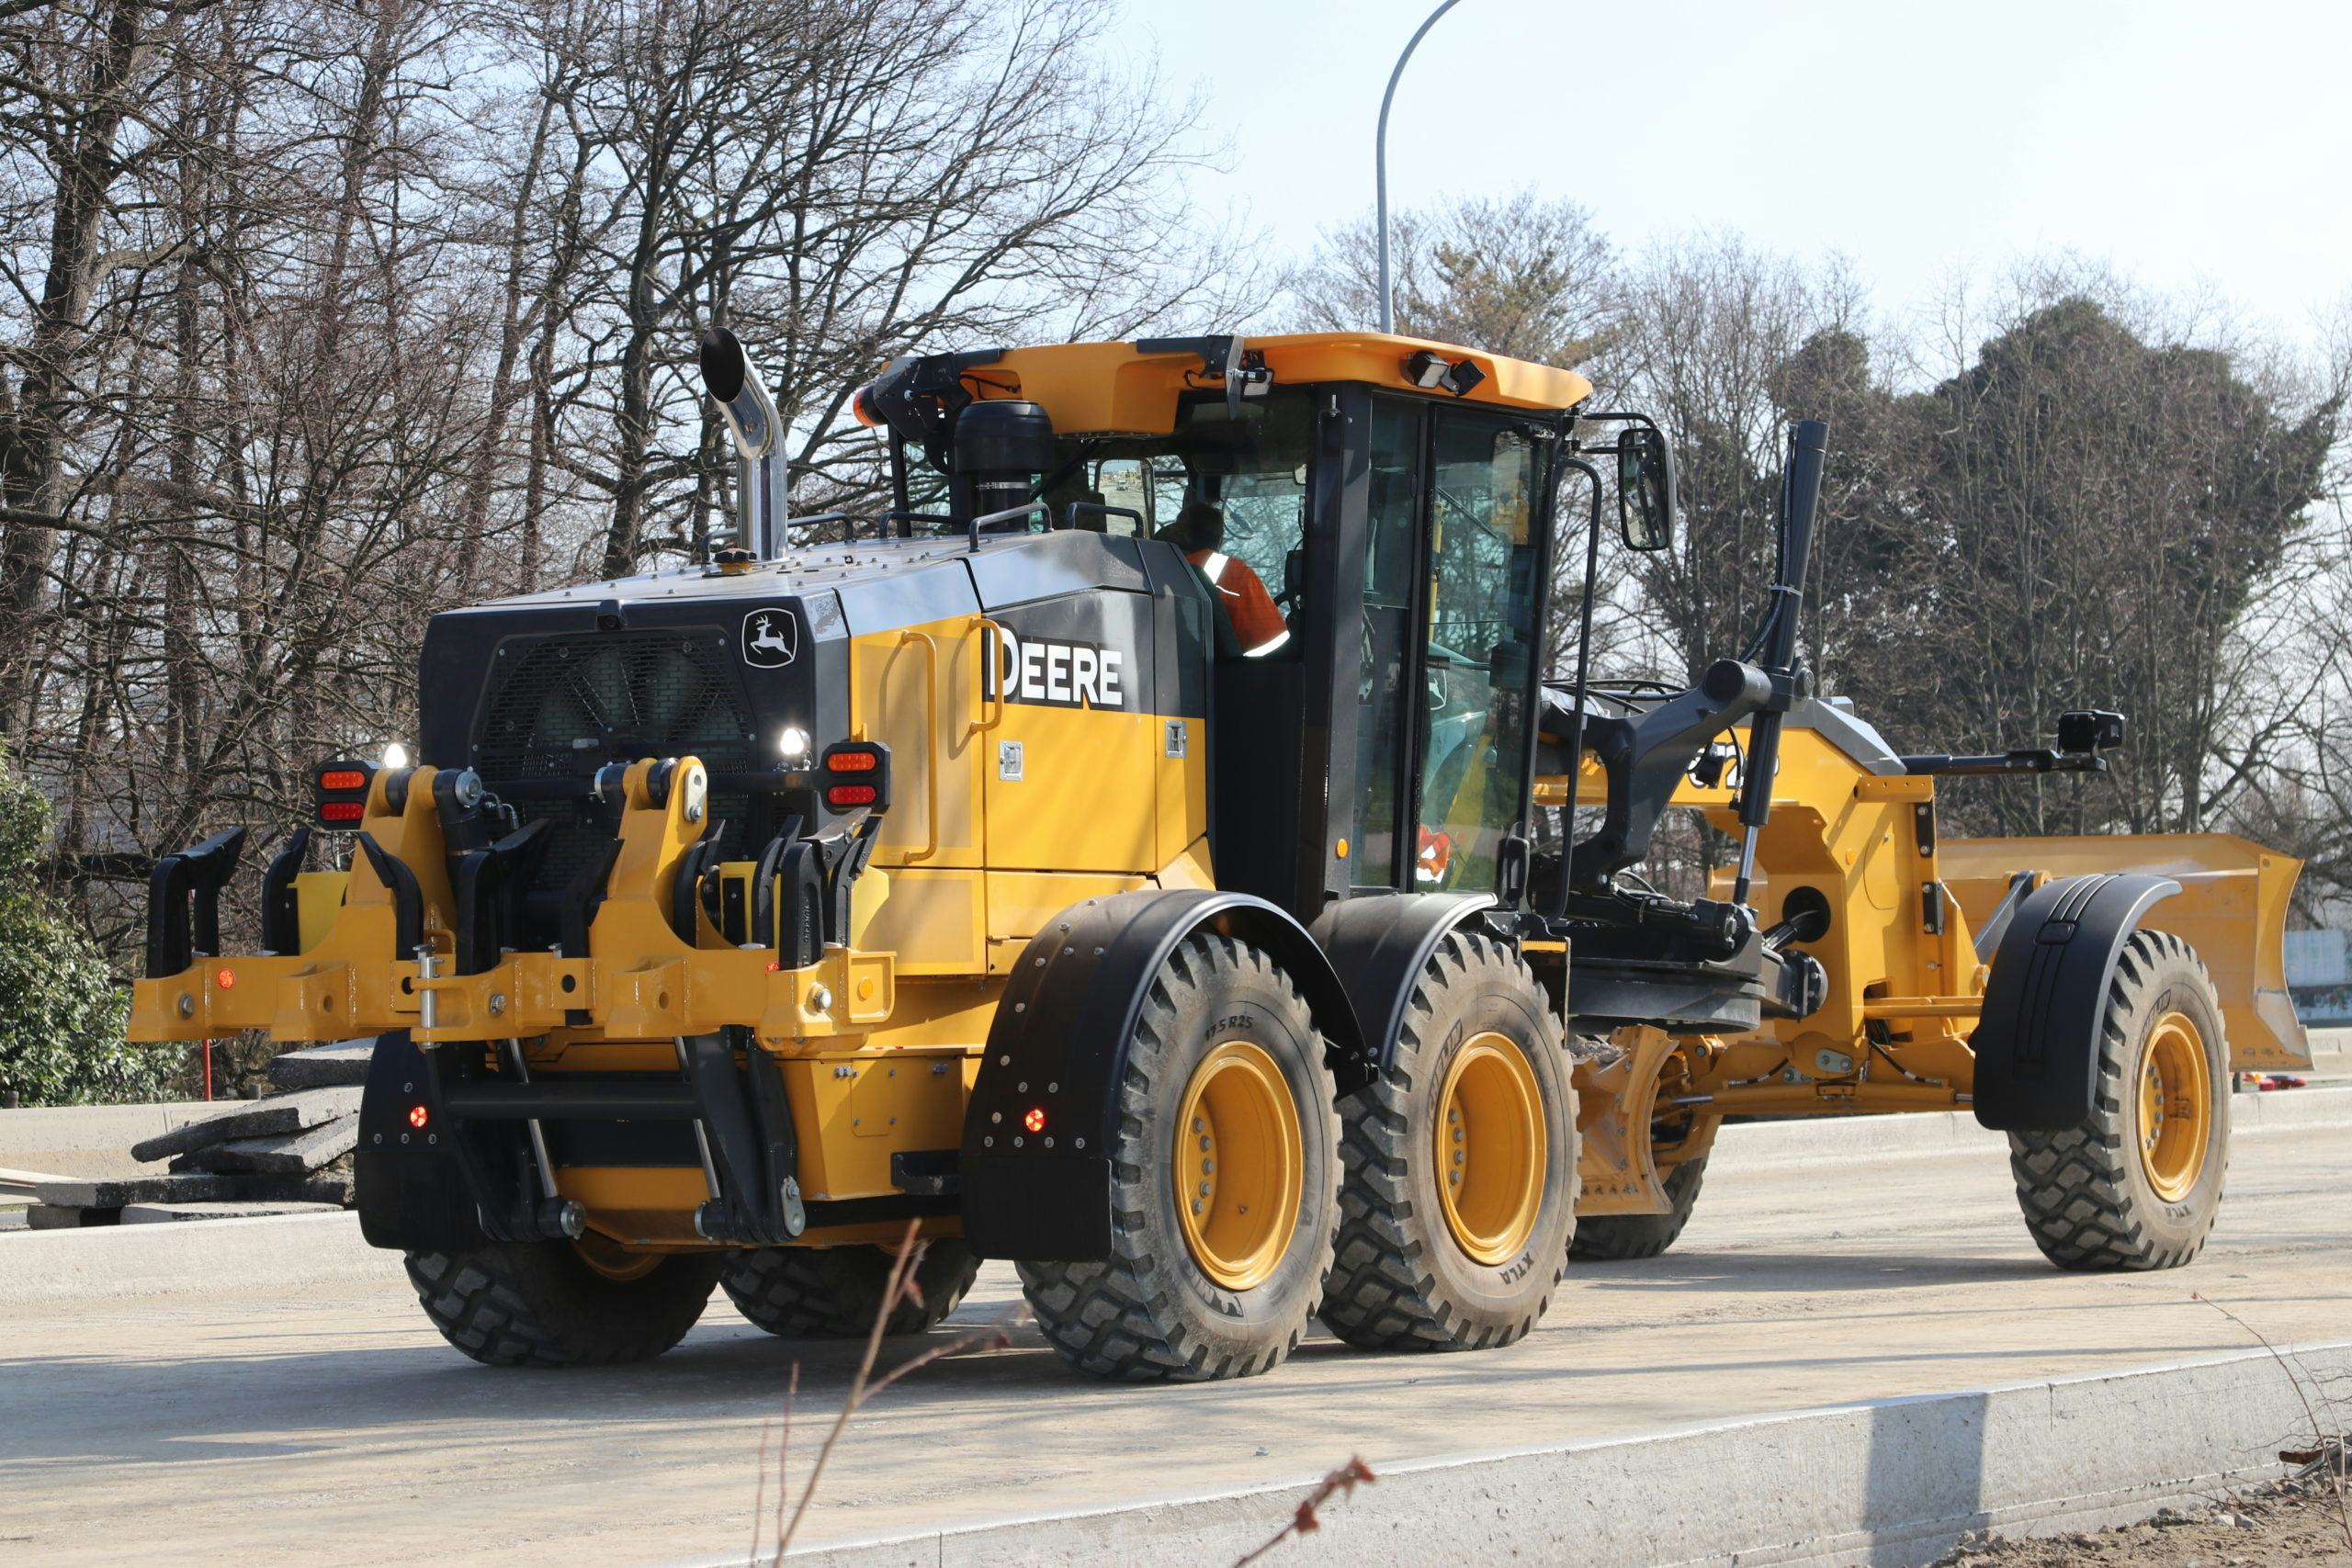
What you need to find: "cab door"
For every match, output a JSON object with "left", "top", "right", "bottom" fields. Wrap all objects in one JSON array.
[{"left": 1345, "top": 398, "right": 1551, "bottom": 895}]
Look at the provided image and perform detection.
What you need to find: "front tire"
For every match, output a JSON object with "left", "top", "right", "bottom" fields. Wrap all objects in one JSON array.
[
  {"left": 404, "top": 1241, "right": 723, "bottom": 1367},
  {"left": 721, "top": 1241, "right": 980, "bottom": 1339},
  {"left": 1018, "top": 934, "right": 1340, "bottom": 1382},
  {"left": 1320, "top": 930, "right": 1577, "bottom": 1351},
  {"left": 2008, "top": 930, "right": 2229, "bottom": 1270}
]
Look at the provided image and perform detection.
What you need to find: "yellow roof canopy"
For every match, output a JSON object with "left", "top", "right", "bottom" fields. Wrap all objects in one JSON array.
[{"left": 966, "top": 332, "right": 1594, "bottom": 436}]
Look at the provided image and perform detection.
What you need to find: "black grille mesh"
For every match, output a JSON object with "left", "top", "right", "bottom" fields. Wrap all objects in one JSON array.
[{"left": 474, "top": 631, "right": 758, "bottom": 899}]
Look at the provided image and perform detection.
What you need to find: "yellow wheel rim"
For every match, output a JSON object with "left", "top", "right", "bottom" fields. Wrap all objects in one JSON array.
[
  {"left": 1172, "top": 1041, "right": 1303, "bottom": 1292},
  {"left": 2136, "top": 1010, "right": 2211, "bottom": 1203},
  {"left": 1434, "top": 1032, "right": 1548, "bottom": 1266},
  {"left": 573, "top": 1232, "right": 663, "bottom": 1282}
]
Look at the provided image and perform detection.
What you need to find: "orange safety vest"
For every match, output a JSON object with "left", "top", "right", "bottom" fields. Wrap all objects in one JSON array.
[{"left": 1190, "top": 549, "right": 1290, "bottom": 655}]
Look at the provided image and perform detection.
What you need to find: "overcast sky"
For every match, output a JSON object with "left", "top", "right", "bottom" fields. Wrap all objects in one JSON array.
[{"left": 1116, "top": 0, "right": 2348, "bottom": 352}]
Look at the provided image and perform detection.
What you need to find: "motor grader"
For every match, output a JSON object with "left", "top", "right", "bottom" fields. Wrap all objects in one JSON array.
[{"left": 127, "top": 329, "right": 2307, "bottom": 1379}]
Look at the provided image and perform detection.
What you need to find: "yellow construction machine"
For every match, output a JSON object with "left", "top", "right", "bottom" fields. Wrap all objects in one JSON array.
[{"left": 126, "top": 330, "right": 2306, "bottom": 1377}]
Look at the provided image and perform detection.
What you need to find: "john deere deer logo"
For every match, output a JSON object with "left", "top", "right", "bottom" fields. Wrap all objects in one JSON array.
[{"left": 741, "top": 607, "right": 797, "bottom": 669}]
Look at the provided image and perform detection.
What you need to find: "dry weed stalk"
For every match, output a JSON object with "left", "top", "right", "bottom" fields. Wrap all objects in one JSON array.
[
  {"left": 748, "top": 1222, "right": 1024, "bottom": 1564},
  {"left": 2192, "top": 1292, "right": 2351, "bottom": 1551},
  {"left": 1229, "top": 1456, "right": 1378, "bottom": 1567}
]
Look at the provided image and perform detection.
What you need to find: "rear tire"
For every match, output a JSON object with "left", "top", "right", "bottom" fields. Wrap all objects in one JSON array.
[
  {"left": 404, "top": 1242, "right": 723, "bottom": 1367},
  {"left": 1319, "top": 930, "right": 1577, "bottom": 1351},
  {"left": 720, "top": 1241, "right": 980, "bottom": 1339},
  {"left": 2007, "top": 930, "right": 2229, "bottom": 1270},
  {"left": 1018, "top": 933, "right": 1340, "bottom": 1382},
  {"left": 1570, "top": 1153, "right": 1709, "bottom": 1262}
]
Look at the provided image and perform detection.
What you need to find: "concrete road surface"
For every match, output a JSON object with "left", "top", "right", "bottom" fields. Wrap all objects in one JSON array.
[{"left": 5, "top": 1113, "right": 2346, "bottom": 1566}]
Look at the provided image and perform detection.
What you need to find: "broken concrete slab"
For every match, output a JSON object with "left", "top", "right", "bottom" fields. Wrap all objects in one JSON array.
[
  {"left": 120, "top": 1201, "right": 344, "bottom": 1224},
  {"left": 130, "top": 1086, "right": 363, "bottom": 1163},
  {"left": 184, "top": 1116, "right": 358, "bottom": 1177},
  {"left": 266, "top": 1041, "right": 378, "bottom": 1091},
  {"left": 28, "top": 1172, "right": 241, "bottom": 1209}
]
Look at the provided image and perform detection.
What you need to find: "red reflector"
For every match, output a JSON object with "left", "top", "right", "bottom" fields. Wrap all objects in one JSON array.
[
  {"left": 826, "top": 750, "right": 879, "bottom": 773},
  {"left": 1023, "top": 1106, "right": 1046, "bottom": 1134},
  {"left": 318, "top": 769, "right": 369, "bottom": 792},
  {"left": 320, "top": 800, "right": 365, "bottom": 823},
  {"left": 826, "top": 784, "right": 878, "bottom": 807},
  {"left": 409, "top": 1104, "right": 429, "bottom": 1129},
  {"left": 216, "top": 967, "right": 236, "bottom": 990}
]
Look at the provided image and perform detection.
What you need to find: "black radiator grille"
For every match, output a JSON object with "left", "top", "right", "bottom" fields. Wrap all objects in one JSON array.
[{"left": 474, "top": 631, "right": 759, "bottom": 900}]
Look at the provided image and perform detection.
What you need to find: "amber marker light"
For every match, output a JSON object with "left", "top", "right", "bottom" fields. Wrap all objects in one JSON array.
[{"left": 1023, "top": 1107, "right": 1047, "bottom": 1134}]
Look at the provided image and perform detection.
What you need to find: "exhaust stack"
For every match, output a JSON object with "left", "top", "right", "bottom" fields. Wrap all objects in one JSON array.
[{"left": 698, "top": 328, "right": 787, "bottom": 558}]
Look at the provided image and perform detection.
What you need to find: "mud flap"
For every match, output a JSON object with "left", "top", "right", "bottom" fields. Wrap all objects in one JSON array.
[
  {"left": 356, "top": 1031, "right": 490, "bottom": 1253},
  {"left": 1970, "top": 874, "right": 2177, "bottom": 1131},
  {"left": 958, "top": 888, "right": 1360, "bottom": 1261}
]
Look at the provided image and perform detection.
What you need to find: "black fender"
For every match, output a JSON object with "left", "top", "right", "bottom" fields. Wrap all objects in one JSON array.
[
  {"left": 1970, "top": 873, "right": 2178, "bottom": 1131},
  {"left": 355, "top": 1031, "right": 489, "bottom": 1253},
  {"left": 958, "top": 888, "right": 1362, "bottom": 1261},
  {"left": 1307, "top": 891, "right": 1499, "bottom": 1077}
]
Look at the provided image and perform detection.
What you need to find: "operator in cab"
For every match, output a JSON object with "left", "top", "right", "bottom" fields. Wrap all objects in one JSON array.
[{"left": 1161, "top": 500, "right": 1289, "bottom": 657}]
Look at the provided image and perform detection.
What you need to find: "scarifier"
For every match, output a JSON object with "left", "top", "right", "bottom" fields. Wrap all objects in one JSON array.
[{"left": 128, "top": 329, "right": 2307, "bottom": 1376}]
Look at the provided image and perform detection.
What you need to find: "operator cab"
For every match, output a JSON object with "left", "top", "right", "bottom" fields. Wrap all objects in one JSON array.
[{"left": 864, "top": 333, "right": 1576, "bottom": 925}]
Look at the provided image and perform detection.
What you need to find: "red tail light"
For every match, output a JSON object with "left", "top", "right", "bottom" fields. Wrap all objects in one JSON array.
[
  {"left": 819, "top": 741, "right": 890, "bottom": 815},
  {"left": 314, "top": 758, "right": 378, "bottom": 829}
]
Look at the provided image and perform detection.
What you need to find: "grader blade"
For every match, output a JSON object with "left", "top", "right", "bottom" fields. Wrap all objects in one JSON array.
[{"left": 1940, "top": 832, "right": 2308, "bottom": 1071}]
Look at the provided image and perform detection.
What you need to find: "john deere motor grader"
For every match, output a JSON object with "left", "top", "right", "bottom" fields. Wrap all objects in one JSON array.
[{"left": 128, "top": 329, "right": 2306, "bottom": 1379}]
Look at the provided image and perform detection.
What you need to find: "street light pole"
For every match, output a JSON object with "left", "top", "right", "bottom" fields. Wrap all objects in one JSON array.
[{"left": 1375, "top": 0, "right": 1464, "bottom": 333}]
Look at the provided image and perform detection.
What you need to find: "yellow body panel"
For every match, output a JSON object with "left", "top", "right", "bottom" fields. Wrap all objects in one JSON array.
[
  {"left": 853, "top": 616, "right": 987, "bottom": 870},
  {"left": 984, "top": 703, "right": 1168, "bottom": 873},
  {"left": 785, "top": 1052, "right": 973, "bottom": 1202}
]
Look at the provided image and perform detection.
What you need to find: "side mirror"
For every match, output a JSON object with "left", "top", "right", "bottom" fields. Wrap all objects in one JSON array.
[
  {"left": 2057, "top": 709, "right": 2126, "bottom": 754},
  {"left": 1616, "top": 425, "right": 1676, "bottom": 551}
]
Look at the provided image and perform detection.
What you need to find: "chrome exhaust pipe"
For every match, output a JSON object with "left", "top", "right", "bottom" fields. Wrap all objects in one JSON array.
[{"left": 698, "top": 327, "right": 786, "bottom": 559}]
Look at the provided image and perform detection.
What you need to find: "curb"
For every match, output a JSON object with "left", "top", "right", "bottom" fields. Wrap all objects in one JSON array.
[
  {"left": 0, "top": 1212, "right": 392, "bottom": 1307},
  {"left": 717, "top": 1342, "right": 2352, "bottom": 1568},
  {"left": 1715, "top": 1082, "right": 2352, "bottom": 1170}
]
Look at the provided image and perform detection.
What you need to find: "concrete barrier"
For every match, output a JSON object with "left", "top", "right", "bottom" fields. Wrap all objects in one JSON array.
[
  {"left": 0, "top": 1212, "right": 391, "bottom": 1307},
  {"left": 1714, "top": 1082, "right": 2351, "bottom": 1171},
  {"left": 738, "top": 1342, "right": 2352, "bottom": 1568},
  {"left": 0, "top": 1101, "right": 219, "bottom": 1179},
  {"left": 2307, "top": 1024, "right": 2350, "bottom": 1077}
]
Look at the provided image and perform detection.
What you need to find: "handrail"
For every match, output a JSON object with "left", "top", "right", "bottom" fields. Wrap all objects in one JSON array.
[
  {"left": 1061, "top": 501, "right": 1145, "bottom": 535},
  {"left": 878, "top": 509, "right": 953, "bottom": 539},
  {"left": 782, "top": 511, "right": 852, "bottom": 546},
  {"left": 969, "top": 615, "right": 1008, "bottom": 738},
  {"left": 967, "top": 500, "right": 1047, "bottom": 552},
  {"left": 896, "top": 629, "right": 942, "bottom": 863}
]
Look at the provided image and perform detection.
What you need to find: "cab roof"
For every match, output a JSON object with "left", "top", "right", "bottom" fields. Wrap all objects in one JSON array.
[{"left": 966, "top": 332, "right": 1595, "bottom": 436}]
